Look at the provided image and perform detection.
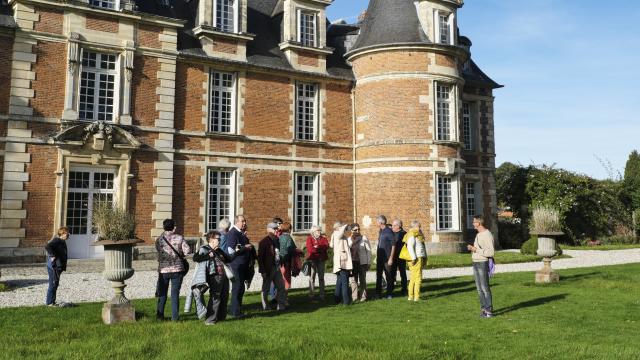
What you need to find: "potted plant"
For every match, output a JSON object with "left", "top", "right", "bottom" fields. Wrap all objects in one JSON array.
[
  {"left": 92, "top": 201, "right": 142, "bottom": 324},
  {"left": 529, "top": 205, "right": 563, "bottom": 283}
]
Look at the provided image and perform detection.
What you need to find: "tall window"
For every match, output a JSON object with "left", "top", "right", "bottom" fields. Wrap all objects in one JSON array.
[
  {"left": 209, "top": 71, "right": 236, "bottom": 133},
  {"left": 79, "top": 50, "right": 118, "bottom": 122},
  {"left": 436, "top": 82, "right": 452, "bottom": 141},
  {"left": 296, "top": 82, "right": 318, "bottom": 141},
  {"left": 215, "top": 0, "right": 236, "bottom": 32},
  {"left": 466, "top": 182, "right": 477, "bottom": 229},
  {"left": 295, "top": 173, "right": 318, "bottom": 232},
  {"left": 298, "top": 11, "right": 317, "bottom": 47},
  {"left": 462, "top": 102, "right": 472, "bottom": 150},
  {"left": 89, "top": 0, "right": 117, "bottom": 9},
  {"left": 437, "top": 175, "right": 459, "bottom": 231},
  {"left": 439, "top": 13, "right": 450, "bottom": 44},
  {"left": 207, "top": 169, "right": 236, "bottom": 231}
]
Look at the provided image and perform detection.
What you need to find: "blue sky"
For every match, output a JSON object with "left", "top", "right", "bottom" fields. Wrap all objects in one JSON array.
[{"left": 327, "top": 0, "right": 640, "bottom": 179}]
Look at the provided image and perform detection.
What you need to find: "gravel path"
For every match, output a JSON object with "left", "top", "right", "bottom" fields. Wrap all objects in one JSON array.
[{"left": 1, "top": 249, "right": 638, "bottom": 308}]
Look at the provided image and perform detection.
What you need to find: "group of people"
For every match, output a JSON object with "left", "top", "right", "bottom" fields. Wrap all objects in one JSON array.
[{"left": 44, "top": 213, "right": 495, "bottom": 321}]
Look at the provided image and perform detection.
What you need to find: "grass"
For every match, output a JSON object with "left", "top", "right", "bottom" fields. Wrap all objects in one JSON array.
[
  {"left": 561, "top": 244, "right": 640, "bottom": 251},
  {"left": 0, "top": 282, "right": 9, "bottom": 292},
  {"left": 2, "top": 264, "right": 640, "bottom": 359},
  {"left": 425, "top": 251, "right": 570, "bottom": 269}
]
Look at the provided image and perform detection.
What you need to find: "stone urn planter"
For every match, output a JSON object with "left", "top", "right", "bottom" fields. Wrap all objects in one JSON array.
[
  {"left": 93, "top": 239, "right": 143, "bottom": 324},
  {"left": 532, "top": 232, "right": 563, "bottom": 283}
]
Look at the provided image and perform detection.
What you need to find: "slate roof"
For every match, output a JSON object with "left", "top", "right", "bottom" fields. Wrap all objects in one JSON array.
[
  {"left": 463, "top": 59, "right": 503, "bottom": 89},
  {"left": 348, "top": 0, "right": 428, "bottom": 55}
]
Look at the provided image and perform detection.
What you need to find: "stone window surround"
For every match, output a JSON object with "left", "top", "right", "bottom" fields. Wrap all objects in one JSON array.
[
  {"left": 208, "top": 69, "right": 238, "bottom": 134},
  {"left": 295, "top": 80, "right": 319, "bottom": 141},
  {"left": 433, "top": 9, "right": 456, "bottom": 46},
  {"left": 435, "top": 172, "right": 461, "bottom": 232},
  {"left": 433, "top": 80, "right": 459, "bottom": 143},
  {"left": 293, "top": 171, "right": 320, "bottom": 233},
  {"left": 205, "top": 167, "right": 237, "bottom": 232},
  {"left": 281, "top": 0, "right": 328, "bottom": 50},
  {"left": 212, "top": 0, "right": 240, "bottom": 33},
  {"left": 297, "top": 8, "right": 317, "bottom": 47},
  {"left": 63, "top": 34, "right": 135, "bottom": 126},
  {"left": 197, "top": 0, "right": 248, "bottom": 34}
]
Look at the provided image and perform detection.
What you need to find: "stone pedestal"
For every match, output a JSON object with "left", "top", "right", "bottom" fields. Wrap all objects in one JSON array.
[
  {"left": 535, "top": 258, "right": 560, "bottom": 283},
  {"left": 102, "top": 302, "right": 136, "bottom": 324}
]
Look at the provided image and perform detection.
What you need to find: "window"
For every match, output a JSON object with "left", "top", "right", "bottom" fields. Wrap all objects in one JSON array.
[
  {"left": 298, "top": 10, "right": 317, "bottom": 47},
  {"left": 214, "top": 0, "right": 237, "bottom": 33},
  {"left": 209, "top": 71, "right": 236, "bottom": 133},
  {"left": 207, "top": 169, "right": 236, "bottom": 231},
  {"left": 436, "top": 82, "right": 452, "bottom": 141},
  {"left": 296, "top": 82, "right": 318, "bottom": 141},
  {"left": 439, "top": 13, "right": 450, "bottom": 44},
  {"left": 79, "top": 50, "right": 118, "bottom": 122},
  {"left": 437, "top": 175, "right": 459, "bottom": 231},
  {"left": 89, "top": 0, "right": 118, "bottom": 10},
  {"left": 465, "top": 182, "right": 477, "bottom": 229},
  {"left": 462, "top": 102, "right": 472, "bottom": 150},
  {"left": 295, "top": 173, "right": 318, "bottom": 232}
]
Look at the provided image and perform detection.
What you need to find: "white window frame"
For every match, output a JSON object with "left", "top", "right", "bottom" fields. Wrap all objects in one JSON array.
[
  {"left": 295, "top": 81, "right": 319, "bottom": 141},
  {"left": 78, "top": 49, "right": 120, "bottom": 122},
  {"left": 462, "top": 102, "right": 473, "bottom": 150},
  {"left": 212, "top": 0, "right": 239, "bottom": 33},
  {"left": 465, "top": 182, "right": 477, "bottom": 229},
  {"left": 434, "top": 10, "right": 455, "bottom": 45},
  {"left": 206, "top": 168, "right": 237, "bottom": 232},
  {"left": 297, "top": 9, "right": 318, "bottom": 47},
  {"left": 208, "top": 70, "right": 237, "bottom": 134},
  {"left": 435, "top": 81, "right": 457, "bottom": 142},
  {"left": 437, "top": 174, "right": 460, "bottom": 231},
  {"left": 89, "top": 0, "right": 120, "bottom": 10},
  {"left": 294, "top": 173, "right": 319, "bottom": 233}
]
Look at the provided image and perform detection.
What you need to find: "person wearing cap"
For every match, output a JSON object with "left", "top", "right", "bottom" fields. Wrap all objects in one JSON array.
[
  {"left": 330, "top": 224, "right": 353, "bottom": 305},
  {"left": 258, "top": 222, "right": 286, "bottom": 311}
]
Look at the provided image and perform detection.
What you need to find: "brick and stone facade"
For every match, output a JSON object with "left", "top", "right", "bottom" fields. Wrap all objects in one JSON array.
[{"left": 0, "top": 0, "right": 500, "bottom": 261}]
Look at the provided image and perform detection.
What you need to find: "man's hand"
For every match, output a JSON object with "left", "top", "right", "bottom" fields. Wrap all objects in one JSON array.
[
  {"left": 467, "top": 244, "right": 476, "bottom": 252},
  {"left": 387, "top": 259, "right": 393, "bottom": 267}
]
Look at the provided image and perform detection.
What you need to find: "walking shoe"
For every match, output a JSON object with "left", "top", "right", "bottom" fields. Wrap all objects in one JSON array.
[
  {"left": 386, "top": 295, "right": 393, "bottom": 300},
  {"left": 413, "top": 297, "right": 420, "bottom": 302},
  {"left": 407, "top": 297, "right": 413, "bottom": 301},
  {"left": 204, "top": 320, "right": 217, "bottom": 326}
]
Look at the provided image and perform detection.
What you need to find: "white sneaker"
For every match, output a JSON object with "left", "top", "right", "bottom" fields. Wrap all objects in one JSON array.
[{"left": 407, "top": 297, "right": 413, "bottom": 301}]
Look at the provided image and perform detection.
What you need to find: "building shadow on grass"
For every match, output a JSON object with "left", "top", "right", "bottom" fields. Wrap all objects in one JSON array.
[
  {"left": 493, "top": 294, "right": 568, "bottom": 316},
  {"left": 557, "top": 272, "right": 599, "bottom": 282}
]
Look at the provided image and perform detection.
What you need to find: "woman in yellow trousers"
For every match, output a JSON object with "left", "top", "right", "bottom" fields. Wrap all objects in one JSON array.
[{"left": 400, "top": 221, "right": 427, "bottom": 301}]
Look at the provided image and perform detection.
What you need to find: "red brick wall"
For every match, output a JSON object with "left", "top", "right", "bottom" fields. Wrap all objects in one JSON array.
[
  {"left": 435, "top": 54, "right": 456, "bottom": 68},
  {"left": 23, "top": 145, "right": 58, "bottom": 247},
  {"left": 212, "top": 37, "right": 238, "bottom": 54},
  {"left": 172, "top": 165, "right": 203, "bottom": 238},
  {"left": 352, "top": 51, "right": 431, "bottom": 79},
  {"left": 131, "top": 56, "right": 159, "bottom": 127},
  {"left": 34, "top": 7, "right": 64, "bottom": 34},
  {"left": 243, "top": 72, "right": 292, "bottom": 139},
  {"left": 0, "top": 35, "right": 15, "bottom": 115},
  {"left": 298, "top": 52, "right": 318, "bottom": 67},
  {"left": 130, "top": 152, "right": 157, "bottom": 244},
  {"left": 86, "top": 15, "right": 119, "bottom": 33},
  {"left": 31, "top": 41, "right": 66, "bottom": 118},
  {"left": 323, "top": 173, "right": 354, "bottom": 231},
  {"left": 240, "top": 169, "right": 291, "bottom": 242},
  {"left": 138, "top": 24, "right": 162, "bottom": 49},
  {"left": 175, "top": 62, "right": 206, "bottom": 132},
  {"left": 325, "top": 83, "right": 353, "bottom": 144},
  {"left": 0, "top": 154, "right": 4, "bottom": 198}
]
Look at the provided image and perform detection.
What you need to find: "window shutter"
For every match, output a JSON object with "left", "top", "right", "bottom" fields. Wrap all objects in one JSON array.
[
  {"left": 296, "top": 8, "right": 302, "bottom": 42},
  {"left": 449, "top": 13, "right": 455, "bottom": 45},
  {"left": 212, "top": 0, "right": 218, "bottom": 28}
]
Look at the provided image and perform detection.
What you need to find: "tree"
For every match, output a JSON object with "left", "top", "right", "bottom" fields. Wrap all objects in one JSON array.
[
  {"left": 496, "top": 162, "right": 530, "bottom": 217},
  {"left": 622, "top": 150, "right": 640, "bottom": 211}
]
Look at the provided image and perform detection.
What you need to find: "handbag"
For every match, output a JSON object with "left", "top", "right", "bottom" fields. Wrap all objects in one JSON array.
[
  {"left": 301, "top": 260, "right": 312, "bottom": 277},
  {"left": 163, "top": 236, "right": 189, "bottom": 276},
  {"left": 222, "top": 262, "right": 235, "bottom": 280},
  {"left": 399, "top": 242, "right": 412, "bottom": 261}
]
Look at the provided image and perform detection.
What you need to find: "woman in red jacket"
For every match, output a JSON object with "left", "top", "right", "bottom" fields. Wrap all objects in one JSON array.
[{"left": 306, "top": 225, "right": 329, "bottom": 300}]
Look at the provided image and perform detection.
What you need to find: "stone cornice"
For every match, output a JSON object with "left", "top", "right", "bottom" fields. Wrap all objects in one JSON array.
[
  {"left": 346, "top": 43, "right": 469, "bottom": 63},
  {"left": 279, "top": 41, "right": 334, "bottom": 55},
  {"left": 193, "top": 26, "right": 255, "bottom": 42}
]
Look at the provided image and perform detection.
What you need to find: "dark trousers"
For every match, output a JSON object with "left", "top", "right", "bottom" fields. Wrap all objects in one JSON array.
[
  {"left": 205, "top": 274, "right": 229, "bottom": 324},
  {"left": 375, "top": 249, "right": 394, "bottom": 297},
  {"left": 392, "top": 259, "right": 408, "bottom": 294},
  {"left": 46, "top": 261, "right": 61, "bottom": 305},
  {"left": 334, "top": 269, "right": 351, "bottom": 305},
  {"left": 230, "top": 265, "right": 247, "bottom": 316},
  {"left": 156, "top": 272, "right": 184, "bottom": 321}
]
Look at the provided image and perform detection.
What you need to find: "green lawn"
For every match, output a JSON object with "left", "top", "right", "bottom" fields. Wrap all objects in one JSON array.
[
  {"left": 561, "top": 244, "right": 640, "bottom": 251},
  {"left": 0, "top": 283, "right": 8, "bottom": 292},
  {"left": 1, "top": 264, "right": 639, "bottom": 359},
  {"left": 425, "top": 251, "right": 569, "bottom": 269}
]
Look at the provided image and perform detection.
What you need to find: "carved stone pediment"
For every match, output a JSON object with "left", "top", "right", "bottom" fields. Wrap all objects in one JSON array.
[{"left": 48, "top": 121, "right": 141, "bottom": 152}]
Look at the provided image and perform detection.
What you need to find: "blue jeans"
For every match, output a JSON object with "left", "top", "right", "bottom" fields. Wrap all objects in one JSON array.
[
  {"left": 156, "top": 272, "right": 184, "bottom": 321},
  {"left": 335, "top": 270, "right": 351, "bottom": 305},
  {"left": 472, "top": 261, "right": 493, "bottom": 311},
  {"left": 46, "top": 258, "right": 61, "bottom": 305}
]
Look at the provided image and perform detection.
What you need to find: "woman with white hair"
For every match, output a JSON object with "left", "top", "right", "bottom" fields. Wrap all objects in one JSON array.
[
  {"left": 305, "top": 225, "right": 329, "bottom": 299},
  {"left": 402, "top": 220, "right": 427, "bottom": 301},
  {"left": 330, "top": 224, "right": 353, "bottom": 305}
]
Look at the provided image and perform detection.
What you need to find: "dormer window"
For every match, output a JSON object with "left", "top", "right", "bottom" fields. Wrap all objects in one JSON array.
[
  {"left": 439, "top": 14, "right": 450, "bottom": 44},
  {"left": 298, "top": 10, "right": 317, "bottom": 47},
  {"left": 214, "top": 0, "right": 238, "bottom": 33},
  {"left": 435, "top": 10, "right": 455, "bottom": 45},
  {"left": 89, "top": 0, "right": 118, "bottom": 10}
]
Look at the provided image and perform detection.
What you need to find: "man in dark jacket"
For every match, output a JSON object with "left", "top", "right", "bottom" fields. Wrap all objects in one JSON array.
[
  {"left": 257, "top": 222, "right": 286, "bottom": 311},
  {"left": 225, "top": 215, "right": 253, "bottom": 318},
  {"left": 44, "top": 227, "right": 69, "bottom": 306},
  {"left": 375, "top": 215, "right": 395, "bottom": 299},
  {"left": 391, "top": 219, "right": 408, "bottom": 295}
]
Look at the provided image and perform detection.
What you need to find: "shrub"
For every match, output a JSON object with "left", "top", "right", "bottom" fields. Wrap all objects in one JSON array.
[
  {"left": 521, "top": 236, "right": 563, "bottom": 256},
  {"left": 92, "top": 202, "right": 137, "bottom": 241},
  {"left": 498, "top": 218, "right": 527, "bottom": 249},
  {"left": 598, "top": 235, "right": 640, "bottom": 245}
]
